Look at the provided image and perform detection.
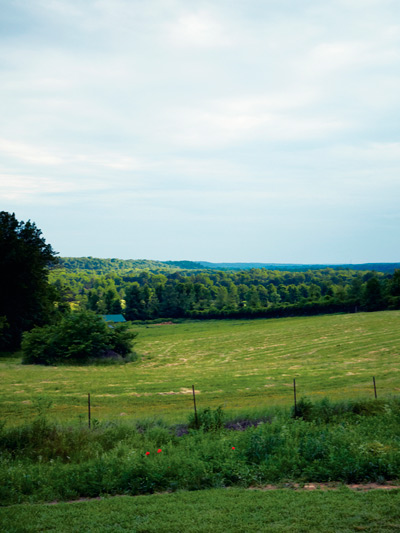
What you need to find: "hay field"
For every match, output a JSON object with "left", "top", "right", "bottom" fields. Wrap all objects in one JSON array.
[{"left": 1, "top": 311, "right": 399, "bottom": 425}]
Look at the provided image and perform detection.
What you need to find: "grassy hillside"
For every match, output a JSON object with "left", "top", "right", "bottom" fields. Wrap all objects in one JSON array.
[{"left": 1, "top": 311, "right": 399, "bottom": 425}]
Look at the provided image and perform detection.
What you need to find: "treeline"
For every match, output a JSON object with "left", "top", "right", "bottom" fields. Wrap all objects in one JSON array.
[
  {"left": 200, "top": 261, "right": 400, "bottom": 272},
  {"left": 50, "top": 265, "right": 400, "bottom": 321},
  {"left": 60, "top": 257, "right": 400, "bottom": 274},
  {"left": 60, "top": 257, "right": 178, "bottom": 274}
]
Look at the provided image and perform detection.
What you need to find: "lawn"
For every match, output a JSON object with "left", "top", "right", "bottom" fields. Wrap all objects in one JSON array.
[
  {"left": 1, "top": 311, "right": 399, "bottom": 425},
  {"left": 1, "top": 488, "right": 400, "bottom": 532}
]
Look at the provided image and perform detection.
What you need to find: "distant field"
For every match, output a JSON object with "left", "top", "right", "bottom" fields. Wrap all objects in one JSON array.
[{"left": 1, "top": 311, "right": 399, "bottom": 425}]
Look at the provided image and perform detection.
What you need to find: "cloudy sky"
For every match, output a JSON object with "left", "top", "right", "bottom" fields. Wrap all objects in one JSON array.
[{"left": 1, "top": 0, "right": 399, "bottom": 263}]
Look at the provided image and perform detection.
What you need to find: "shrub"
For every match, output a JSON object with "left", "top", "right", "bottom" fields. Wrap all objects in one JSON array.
[
  {"left": 188, "top": 406, "right": 225, "bottom": 431},
  {"left": 291, "top": 396, "right": 313, "bottom": 420},
  {"left": 21, "top": 311, "right": 137, "bottom": 364}
]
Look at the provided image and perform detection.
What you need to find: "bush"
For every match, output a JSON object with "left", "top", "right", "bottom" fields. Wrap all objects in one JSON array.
[
  {"left": 188, "top": 406, "right": 225, "bottom": 431},
  {"left": 291, "top": 396, "right": 313, "bottom": 420},
  {"left": 21, "top": 311, "right": 137, "bottom": 364}
]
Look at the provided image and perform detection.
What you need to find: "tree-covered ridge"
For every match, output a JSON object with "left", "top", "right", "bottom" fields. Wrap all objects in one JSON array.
[
  {"left": 199, "top": 261, "right": 400, "bottom": 272},
  {"left": 164, "top": 260, "right": 211, "bottom": 270},
  {"left": 59, "top": 256, "right": 400, "bottom": 274},
  {"left": 59, "top": 257, "right": 181, "bottom": 273},
  {"left": 50, "top": 261, "right": 400, "bottom": 320}
]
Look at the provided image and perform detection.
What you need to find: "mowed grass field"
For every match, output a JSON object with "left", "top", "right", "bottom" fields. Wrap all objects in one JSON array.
[
  {"left": 2, "top": 488, "right": 400, "bottom": 533},
  {"left": 1, "top": 311, "right": 400, "bottom": 425}
]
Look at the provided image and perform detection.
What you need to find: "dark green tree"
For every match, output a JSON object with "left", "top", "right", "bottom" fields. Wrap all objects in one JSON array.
[
  {"left": 0, "top": 212, "right": 59, "bottom": 350},
  {"left": 362, "top": 276, "right": 384, "bottom": 311},
  {"left": 347, "top": 274, "right": 364, "bottom": 305},
  {"left": 125, "top": 282, "right": 145, "bottom": 320},
  {"left": 215, "top": 286, "right": 229, "bottom": 309},
  {"left": 387, "top": 269, "right": 400, "bottom": 308}
]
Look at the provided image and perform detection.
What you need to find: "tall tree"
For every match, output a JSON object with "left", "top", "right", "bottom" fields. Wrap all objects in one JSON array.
[
  {"left": 388, "top": 269, "right": 400, "bottom": 308},
  {"left": 362, "top": 276, "right": 384, "bottom": 311},
  {"left": 0, "top": 212, "right": 58, "bottom": 350}
]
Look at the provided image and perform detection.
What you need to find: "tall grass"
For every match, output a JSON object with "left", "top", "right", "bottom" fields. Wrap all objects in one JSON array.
[{"left": 1, "top": 398, "right": 399, "bottom": 505}]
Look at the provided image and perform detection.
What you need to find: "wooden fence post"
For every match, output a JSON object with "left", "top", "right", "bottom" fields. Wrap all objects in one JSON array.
[
  {"left": 88, "top": 393, "right": 91, "bottom": 429},
  {"left": 192, "top": 384, "right": 199, "bottom": 428},
  {"left": 293, "top": 379, "right": 297, "bottom": 417},
  {"left": 373, "top": 376, "right": 377, "bottom": 399}
]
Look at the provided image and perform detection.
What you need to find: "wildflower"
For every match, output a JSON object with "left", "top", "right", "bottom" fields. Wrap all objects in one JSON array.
[
  {"left": 157, "top": 449, "right": 162, "bottom": 453},
  {"left": 232, "top": 447, "right": 235, "bottom": 450},
  {"left": 145, "top": 451, "right": 150, "bottom": 456}
]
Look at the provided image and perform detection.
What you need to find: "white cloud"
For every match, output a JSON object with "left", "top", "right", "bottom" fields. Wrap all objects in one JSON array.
[
  {"left": 0, "top": 174, "right": 102, "bottom": 202},
  {"left": 0, "top": 139, "right": 63, "bottom": 165},
  {"left": 167, "top": 10, "right": 231, "bottom": 48},
  {"left": 164, "top": 98, "right": 348, "bottom": 148}
]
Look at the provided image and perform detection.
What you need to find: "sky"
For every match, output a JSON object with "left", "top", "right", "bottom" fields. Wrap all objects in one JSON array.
[{"left": 1, "top": 0, "right": 400, "bottom": 263}]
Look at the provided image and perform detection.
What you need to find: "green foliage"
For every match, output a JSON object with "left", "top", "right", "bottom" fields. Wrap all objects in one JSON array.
[
  {"left": 50, "top": 257, "right": 400, "bottom": 322},
  {"left": 292, "top": 397, "right": 388, "bottom": 422},
  {"left": 21, "top": 311, "right": 137, "bottom": 365},
  {"left": 0, "top": 399, "right": 400, "bottom": 505},
  {"left": 292, "top": 397, "right": 314, "bottom": 419},
  {"left": 0, "top": 211, "right": 60, "bottom": 350},
  {"left": 188, "top": 406, "right": 225, "bottom": 431}
]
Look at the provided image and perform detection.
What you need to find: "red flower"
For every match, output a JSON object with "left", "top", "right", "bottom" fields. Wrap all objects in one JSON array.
[
  {"left": 145, "top": 451, "right": 150, "bottom": 456},
  {"left": 232, "top": 447, "right": 235, "bottom": 450},
  {"left": 157, "top": 449, "right": 162, "bottom": 453}
]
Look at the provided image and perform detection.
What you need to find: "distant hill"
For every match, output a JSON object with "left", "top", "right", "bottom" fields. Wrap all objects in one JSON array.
[
  {"left": 59, "top": 257, "right": 178, "bottom": 273},
  {"left": 58, "top": 257, "right": 400, "bottom": 274},
  {"left": 199, "top": 262, "right": 400, "bottom": 273},
  {"left": 163, "top": 260, "right": 210, "bottom": 270}
]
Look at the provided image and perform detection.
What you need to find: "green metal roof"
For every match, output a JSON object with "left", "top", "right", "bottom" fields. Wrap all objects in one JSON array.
[{"left": 101, "top": 314, "right": 126, "bottom": 323}]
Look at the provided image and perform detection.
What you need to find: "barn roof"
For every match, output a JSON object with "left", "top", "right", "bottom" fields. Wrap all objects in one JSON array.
[{"left": 101, "top": 314, "right": 126, "bottom": 323}]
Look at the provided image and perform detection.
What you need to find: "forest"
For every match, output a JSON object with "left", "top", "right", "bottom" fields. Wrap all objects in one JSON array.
[{"left": 51, "top": 257, "right": 400, "bottom": 321}]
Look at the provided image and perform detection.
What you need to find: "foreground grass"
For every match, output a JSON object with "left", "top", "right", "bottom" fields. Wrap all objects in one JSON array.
[
  {"left": 1, "top": 311, "right": 400, "bottom": 425},
  {"left": 1, "top": 398, "right": 399, "bottom": 506},
  {"left": 1, "top": 488, "right": 400, "bottom": 533}
]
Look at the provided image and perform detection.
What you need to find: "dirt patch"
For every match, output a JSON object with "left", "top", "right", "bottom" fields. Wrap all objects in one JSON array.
[
  {"left": 225, "top": 418, "right": 271, "bottom": 431},
  {"left": 174, "top": 424, "right": 189, "bottom": 437},
  {"left": 153, "top": 321, "right": 174, "bottom": 326},
  {"left": 47, "top": 497, "right": 103, "bottom": 505},
  {"left": 158, "top": 388, "right": 199, "bottom": 396},
  {"left": 41, "top": 482, "right": 400, "bottom": 506},
  {"left": 250, "top": 482, "right": 400, "bottom": 492},
  {"left": 180, "top": 387, "right": 197, "bottom": 394}
]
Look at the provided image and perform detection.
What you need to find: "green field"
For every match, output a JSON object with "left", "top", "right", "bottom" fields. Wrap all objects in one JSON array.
[
  {"left": 1, "top": 311, "right": 399, "bottom": 425},
  {"left": 1, "top": 488, "right": 400, "bottom": 533},
  {"left": 1, "top": 311, "right": 400, "bottom": 529}
]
